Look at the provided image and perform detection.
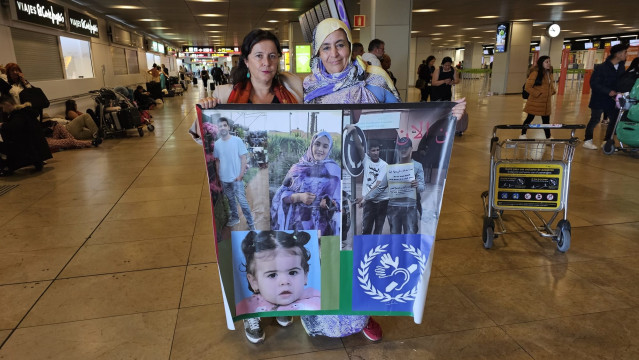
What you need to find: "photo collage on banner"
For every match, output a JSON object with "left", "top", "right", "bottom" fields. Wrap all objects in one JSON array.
[{"left": 198, "top": 103, "right": 457, "bottom": 329}]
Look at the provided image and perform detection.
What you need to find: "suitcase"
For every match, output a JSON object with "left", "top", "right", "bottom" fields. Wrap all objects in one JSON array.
[
  {"left": 210, "top": 82, "right": 215, "bottom": 91},
  {"left": 193, "top": 77, "right": 198, "bottom": 85},
  {"left": 455, "top": 111, "right": 469, "bottom": 136},
  {"left": 116, "top": 107, "right": 142, "bottom": 129},
  {"left": 146, "top": 82, "right": 163, "bottom": 100}
]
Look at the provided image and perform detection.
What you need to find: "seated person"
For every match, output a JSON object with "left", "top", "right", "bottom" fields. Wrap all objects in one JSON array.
[
  {"left": 0, "top": 94, "right": 52, "bottom": 176},
  {"left": 43, "top": 120, "right": 99, "bottom": 152},
  {"left": 134, "top": 86, "right": 156, "bottom": 111},
  {"left": 64, "top": 100, "right": 101, "bottom": 140}
]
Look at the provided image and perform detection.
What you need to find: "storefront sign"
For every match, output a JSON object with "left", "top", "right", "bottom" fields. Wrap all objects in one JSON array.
[
  {"left": 68, "top": 9, "right": 98, "bottom": 37},
  {"left": 14, "top": 0, "right": 66, "bottom": 30}
]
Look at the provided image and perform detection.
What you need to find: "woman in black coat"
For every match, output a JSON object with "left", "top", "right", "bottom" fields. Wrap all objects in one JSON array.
[{"left": 0, "top": 94, "right": 52, "bottom": 176}]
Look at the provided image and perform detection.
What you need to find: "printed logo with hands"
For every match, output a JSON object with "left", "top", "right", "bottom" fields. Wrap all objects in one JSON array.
[{"left": 357, "top": 244, "right": 427, "bottom": 304}]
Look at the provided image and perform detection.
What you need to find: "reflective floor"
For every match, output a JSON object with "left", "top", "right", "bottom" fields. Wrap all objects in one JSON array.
[{"left": 1, "top": 82, "right": 638, "bottom": 359}]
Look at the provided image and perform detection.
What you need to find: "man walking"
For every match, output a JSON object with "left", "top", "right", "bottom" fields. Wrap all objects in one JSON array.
[
  {"left": 362, "top": 39, "right": 385, "bottom": 67},
  {"left": 214, "top": 117, "right": 256, "bottom": 230},
  {"left": 583, "top": 43, "right": 628, "bottom": 150}
]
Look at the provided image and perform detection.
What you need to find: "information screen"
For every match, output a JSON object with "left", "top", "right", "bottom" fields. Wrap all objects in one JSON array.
[{"left": 495, "top": 23, "right": 509, "bottom": 53}]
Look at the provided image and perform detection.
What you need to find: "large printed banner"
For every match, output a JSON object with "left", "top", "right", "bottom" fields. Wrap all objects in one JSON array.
[{"left": 197, "top": 103, "right": 457, "bottom": 329}]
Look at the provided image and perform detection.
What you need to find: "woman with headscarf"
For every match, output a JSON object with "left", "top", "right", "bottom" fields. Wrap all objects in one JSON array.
[
  {"left": 270, "top": 131, "right": 341, "bottom": 236},
  {"left": 195, "top": 29, "right": 302, "bottom": 345},
  {"left": 299, "top": 17, "right": 466, "bottom": 343}
]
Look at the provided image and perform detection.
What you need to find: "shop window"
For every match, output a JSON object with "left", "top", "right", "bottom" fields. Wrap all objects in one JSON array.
[
  {"left": 11, "top": 28, "right": 64, "bottom": 81},
  {"left": 111, "top": 47, "right": 128, "bottom": 75},
  {"left": 126, "top": 49, "right": 139, "bottom": 74},
  {"left": 60, "top": 36, "right": 94, "bottom": 79}
]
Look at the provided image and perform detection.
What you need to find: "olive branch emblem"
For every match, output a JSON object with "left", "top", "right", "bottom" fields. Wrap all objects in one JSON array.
[{"left": 357, "top": 244, "right": 427, "bottom": 303}]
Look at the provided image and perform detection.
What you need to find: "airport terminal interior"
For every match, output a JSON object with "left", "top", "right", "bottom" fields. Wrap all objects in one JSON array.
[{"left": 1, "top": 0, "right": 639, "bottom": 359}]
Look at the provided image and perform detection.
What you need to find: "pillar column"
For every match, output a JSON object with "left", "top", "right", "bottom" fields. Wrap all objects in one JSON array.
[
  {"left": 491, "top": 21, "right": 533, "bottom": 95},
  {"left": 539, "top": 33, "right": 564, "bottom": 66},
  {"left": 411, "top": 37, "right": 432, "bottom": 85},
  {"left": 359, "top": 0, "right": 413, "bottom": 100},
  {"left": 463, "top": 42, "right": 484, "bottom": 69}
]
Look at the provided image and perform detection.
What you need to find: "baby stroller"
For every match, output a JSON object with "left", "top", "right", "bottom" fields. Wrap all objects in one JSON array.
[{"left": 602, "top": 79, "right": 639, "bottom": 156}]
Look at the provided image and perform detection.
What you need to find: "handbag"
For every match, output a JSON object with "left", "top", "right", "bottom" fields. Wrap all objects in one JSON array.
[
  {"left": 19, "top": 87, "right": 50, "bottom": 109},
  {"left": 522, "top": 84, "right": 530, "bottom": 99},
  {"left": 415, "top": 78, "right": 426, "bottom": 90}
]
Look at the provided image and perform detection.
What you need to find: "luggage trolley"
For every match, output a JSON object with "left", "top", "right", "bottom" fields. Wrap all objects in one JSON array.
[{"left": 480, "top": 124, "right": 585, "bottom": 252}]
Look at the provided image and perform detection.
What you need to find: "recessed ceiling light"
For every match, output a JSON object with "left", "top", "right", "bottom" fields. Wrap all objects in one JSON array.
[
  {"left": 453, "top": 34, "right": 464, "bottom": 37},
  {"left": 564, "top": 9, "right": 589, "bottom": 13},
  {"left": 352, "top": 28, "right": 360, "bottom": 31},
  {"left": 198, "top": 14, "right": 224, "bottom": 17},
  {"left": 462, "top": 27, "right": 477, "bottom": 30},
  {"left": 203, "top": 24, "right": 224, "bottom": 26},
  {"left": 412, "top": 9, "right": 438, "bottom": 13},
  {"left": 471, "top": 36, "right": 482, "bottom": 38},
  {"left": 582, "top": 15, "right": 604, "bottom": 18},
  {"left": 596, "top": 20, "right": 615, "bottom": 23},
  {"left": 431, "top": 33, "right": 443, "bottom": 35},
  {"left": 539, "top": 2, "right": 572, "bottom": 5},
  {"left": 513, "top": 19, "right": 534, "bottom": 21},
  {"left": 432, "top": 38, "right": 442, "bottom": 40},
  {"left": 620, "top": 34, "right": 638, "bottom": 37},
  {"left": 267, "top": 20, "right": 279, "bottom": 23},
  {"left": 484, "top": 30, "right": 494, "bottom": 32},
  {"left": 269, "top": 8, "right": 298, "bottom": 12},
  {"left": 164, "top": 33, "right": 176, "bottom": 35},
  {"left": 435, "top": 24, "right": 453, "bottom": 27},
  {"left": 151, "top": 27, "right": 170, "bottom": 30},
  {"left": 600, "top": 36, "right": 618, "bottom": 39},
  {"left": 138, "top": 18, "right": 160, "bottom": 21},
  {"left": 207, "top": 30, "right": 222, "bottom": 33},
  {"left": 411, "top": 31, "right": 420, "bottom": 33},
  {"left": 111, "top": 5, "right": 143, "bottom": 9},
  {"left": 476, "top": 15, "right": 499, "bottom": 19}
]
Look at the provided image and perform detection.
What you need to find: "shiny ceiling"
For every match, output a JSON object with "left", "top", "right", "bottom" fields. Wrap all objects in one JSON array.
[{"left": 70, "top": 0, "right": 639, "bottom": 48}]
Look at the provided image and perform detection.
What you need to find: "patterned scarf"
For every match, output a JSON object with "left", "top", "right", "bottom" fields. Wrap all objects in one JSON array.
[
  {"left": 227, "top": 78, "right": 298, "bottom": 104},
  {"left": 303, "top": 58, "right": 400, "bottom": 104}
]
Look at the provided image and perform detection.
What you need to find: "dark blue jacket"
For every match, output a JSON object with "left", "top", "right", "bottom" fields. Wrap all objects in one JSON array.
[{"left": 589, "top": 59, "right": 625, "bottom": 111}]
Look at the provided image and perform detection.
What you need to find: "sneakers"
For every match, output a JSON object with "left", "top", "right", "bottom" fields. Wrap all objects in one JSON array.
[
  {"left": 276, "top": 316, "right": 293, "bottom": 327},
  {"left": 243, "top": 318, "right": 265, "bottom": 344},
  {"left": 227, "top": 218, "right": 240, "bottom": 227},
  {"left": 519, "top": 134, "right": 528, "bottom": 139},
  {"left": 361, "top": 317, "right": 382, "bottom": 342},
  {"left": 582, "top": 140, "right": 598, "bottom": 150}
]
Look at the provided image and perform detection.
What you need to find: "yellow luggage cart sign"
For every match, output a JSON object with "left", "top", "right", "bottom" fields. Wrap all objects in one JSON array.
[{"left": 493, "top": 163, "right": 564, "bottom": 210}]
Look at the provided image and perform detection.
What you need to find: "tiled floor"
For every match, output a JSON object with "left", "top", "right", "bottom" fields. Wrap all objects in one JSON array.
[{"left": 1, "top": 82, "right": 638, "bottom": 359}]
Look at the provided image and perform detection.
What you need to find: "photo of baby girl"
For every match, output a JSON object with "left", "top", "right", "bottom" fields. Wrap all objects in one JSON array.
[{"left": 232, "top": 230, "right": 321, "bottom": 315}]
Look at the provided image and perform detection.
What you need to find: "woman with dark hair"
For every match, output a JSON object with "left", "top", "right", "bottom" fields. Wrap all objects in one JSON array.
[
  {"left": 520, "top": 56, "right": 555, "bottom": 139},
  {"left": 0, "top": 94, "right": 52, "bottom": 176},
  {"left": 4, "top": 63, "right": 33, "bottom": 104},
  {"left": 418, "top": 55, "right": 436, "bottom": 101},
  {"left": 196, "top": 28, "right": 302, "bottom": 345},
  {"left": 431, "top": 57, "right": 460, "bottom": 101},
  {"left": 134, "top": 86, "right": 156, "bottom": 111}
]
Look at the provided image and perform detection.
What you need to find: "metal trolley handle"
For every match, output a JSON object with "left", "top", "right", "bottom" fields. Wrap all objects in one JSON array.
[{"left": 492, "top": 124, "right": 585, "bottom": 139}]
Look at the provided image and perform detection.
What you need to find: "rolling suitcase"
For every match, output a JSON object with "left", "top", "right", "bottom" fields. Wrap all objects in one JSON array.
[{"left": 193, "top": 77, "right": 198, "bottom": 85}]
